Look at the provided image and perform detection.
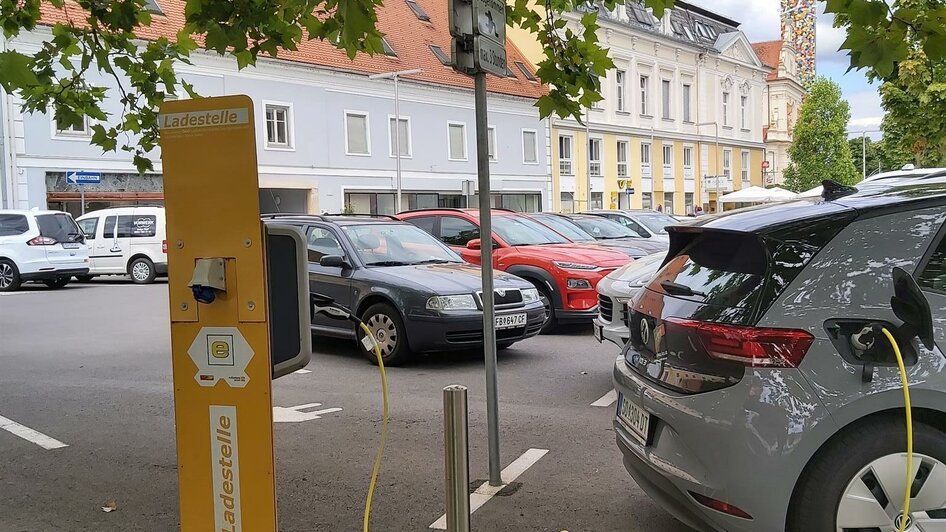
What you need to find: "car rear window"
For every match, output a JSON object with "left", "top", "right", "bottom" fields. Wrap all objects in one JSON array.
[
  {"left": 636, "top": 213, "right": 678, "bottom": 235},
  {"left": 531, "top": 215, "right": 593, "bottom": 242},
  {"left": 0, "top": 214, "right": 29, "bottom": 236},
  {"left": 35, "top": 213, "right": 81, "bottom": 242}
]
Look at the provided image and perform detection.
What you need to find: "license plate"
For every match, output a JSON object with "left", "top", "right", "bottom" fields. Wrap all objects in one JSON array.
[
  {"left": 61, "top": 243, "right": 80, "bottom": 249},
  {"left": 594, "top": 324, "right": 603, "bottom": 342},
  {"left": 617, "top": 393, "right": 651, "bottom": 446},
  {"left": 495, "top": 313, "right": 527, "bottom": 329}
]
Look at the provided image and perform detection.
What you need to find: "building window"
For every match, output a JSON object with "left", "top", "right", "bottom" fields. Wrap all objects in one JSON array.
[
  {"left": 616, "top": 70, "right": 626, "bottom": 112},
  {"left": 740, "top": 95, "right": 749, "bottom": 129},
  {"left": 55, "top": 116, "right": 90, "bottom": 137},
  {"left": 448, "top": 122, "right": 467, "bottom": 160},
  {"left": 515, "top": 61, "right": 537, "bottom": 81},
  {"left": 640, "top": 142, "right": 652, "bottom": 177},
  {"left": 664, "top": 192, "right": 674, "bottom": 214},
  {"left": 522, "top": 130, "right": 538, "bottom": 163},
  {"left": 381, "top": 37, "right": 397, "bottom": 57},
  {"left": 641, "top": 192, "right": 653, "bottom": 210},
  {"left": 682, "top": 83, "right": 692, "bottom": 122},
  {"left": 559, "top": 135, "right": 573, "bottom": 175},
  {"left": 640, "top": 75, "right": 649, "bottom": 115},
  {"left": 685, "top": 192, "right": 694, "bottom": 214},
  {"left": 683, "top": 146, "right": 694, "bottom": 178},
  {"left": 722, "top": 92, "right": 731, "bottom": 127},
  {"left": 430, "top": 44, "right": 451, "bottom": 65},
  {"left": 661, "top": 79, "right": 671, "bottom": 120},
  {"left": 344, "top": 111, "right": 370, "bottom": 155},
  {"left": 488, "top": 126, "right": 497, "bottom": 162},
  {"left": 265, "top": 104, "right": 292, "bottom": 148},
  {"left": 741, "top": 150, "right": 750, "bottom": 183},
  {"left": 662, "top": 144, "right": 673, "bottom": 178},
  {"left": 388, "top": 116, "right": 411, "bottom": 157},
  {"left": 591, "top": 192, "right": 604, "bottom": 209},
  {"left": 617, "top": 140, "right": 628, "bottom": 177},
  {"left": 767, "top": 150, "right": 777, "bottom": 171},
  {"left": 723, "top": 149, "right": 732, "bottom": 178},
  {"left": 405, "top": 0, "right": 430, "bottom": 21},
  {"left": 589, "top": 138, "right": 602, "bottom": 176}
]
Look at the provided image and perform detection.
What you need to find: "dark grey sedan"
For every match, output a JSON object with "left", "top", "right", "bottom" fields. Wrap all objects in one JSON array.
[{"left": 263, "top": 215, "right": 545, "bottom": 365}]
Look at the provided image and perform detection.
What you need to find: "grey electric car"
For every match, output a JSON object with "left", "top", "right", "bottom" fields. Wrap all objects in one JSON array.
[{"left": 613, "top": 180, "right": 946, "bottom": 532}]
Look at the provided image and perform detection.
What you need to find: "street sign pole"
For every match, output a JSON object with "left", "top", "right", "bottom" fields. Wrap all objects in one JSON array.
[{"left": 80, "top": 188, "right": 85, "bottom": 215}]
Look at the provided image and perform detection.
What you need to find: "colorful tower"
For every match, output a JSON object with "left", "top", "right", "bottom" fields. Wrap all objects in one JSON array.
[{"left": 781, "top": 0, "right": 816, "bottom": 86}]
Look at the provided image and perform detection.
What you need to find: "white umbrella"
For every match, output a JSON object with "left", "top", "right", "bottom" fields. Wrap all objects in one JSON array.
[
  {"left": 799, "top": 185, "right": 823, "bottom": 198},
  {"left": 719, "top": 186, "right": 798, "bottom": 203}
]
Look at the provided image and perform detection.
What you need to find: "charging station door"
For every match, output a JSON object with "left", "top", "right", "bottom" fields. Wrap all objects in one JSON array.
[{"left": 265, "top": 223, "right": 312, "bottom": 378}]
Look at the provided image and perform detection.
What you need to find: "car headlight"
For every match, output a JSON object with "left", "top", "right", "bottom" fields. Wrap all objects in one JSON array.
[
  {"left": 554, "top": 261, "right": 598, "bottom": 271},
  {"left": 521, "top": 288, "right": 540, "bottom": 304},
  {"left": 567, "top": 279, "right": 593, "bottom": 290},
  {"left": 426, "top": 294, "right": 477, "bottom": 311}
]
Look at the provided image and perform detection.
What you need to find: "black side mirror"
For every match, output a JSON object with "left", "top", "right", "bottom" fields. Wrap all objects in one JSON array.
[
  {"left": 319, "top": 255, "right": 349, "bottom": 269},
  {"left": 892, "top": 266, "right": 935, "bottom": 350}
]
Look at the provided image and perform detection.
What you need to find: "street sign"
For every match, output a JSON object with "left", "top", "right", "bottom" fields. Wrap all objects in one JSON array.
[
  {"left": 474, "top": 36, "right": 508, "bottom": 77},
  {"left": 761, "top": 160, "right": 770, "bottom": 170},
  {"left": 449, "top": 0, "right": 506, "bottom": 77},
  {"left": 66, "top": 171, "right": 101, "bottom": 185},
  {"left": 625, "top": 187, "right": 635, "bottom": 195},
  {"left": 474, "top": 0, "right": 506, "bottom": 45}
]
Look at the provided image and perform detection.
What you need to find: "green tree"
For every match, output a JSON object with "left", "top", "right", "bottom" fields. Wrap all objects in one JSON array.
[
  {"left": 783, "top": 78, "right": 858, "bottom": 192},
  {"left": 848, "top": 135, "right": 913, "bottom": 177},
  {"left": 878, "top": 49, "right": 946, "bottom": 167}
]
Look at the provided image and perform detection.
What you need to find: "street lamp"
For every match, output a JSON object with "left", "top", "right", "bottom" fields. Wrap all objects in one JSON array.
[
  {"left": 696, "top": 121, "right": 721, "bottom": 213},
  {"left": 850, "top": 129, "right": 883, "bottom": 179},
  {"left": 368, "top": 69, "right": 423, "bottom": 213}
]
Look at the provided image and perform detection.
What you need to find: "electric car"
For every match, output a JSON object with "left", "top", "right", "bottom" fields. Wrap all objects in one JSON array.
[
  {"left": 262, "top": 214, "right": 545, "bottom": 365},
  {"left": 612, "top": 180, "right": 946, "bottom": 532}
]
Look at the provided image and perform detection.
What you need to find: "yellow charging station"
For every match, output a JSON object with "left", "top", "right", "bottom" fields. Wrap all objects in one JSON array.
[{"left": 159, "top": 95, "right": 278, "bottom": 531}]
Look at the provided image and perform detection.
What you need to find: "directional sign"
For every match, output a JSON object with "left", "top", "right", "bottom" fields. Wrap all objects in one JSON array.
[
  {"left": 474, "top": 36, "right": 508, "bottom": 77},
  {"left": 474, "top": 0, "right": 505, "bottom": 46},
  {"left": 66, "top": 171, "right": 101, "bottom": 185},
  {"left": 625, "top": 187, "right": 635, "bottom": 195}
]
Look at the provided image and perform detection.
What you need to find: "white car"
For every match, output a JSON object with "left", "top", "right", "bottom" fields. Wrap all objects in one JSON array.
[
  {"left": 584, "top": 210, "right": 680, "bottom": 244},
  {"left": 75, "top": 206, "right": 168, "bottom": 284},
  {"left": 593, "top": 252, "right": 664, "bottom": 347},
  {"left": 0, "top": 209, "right": 89, "bottom": 291}
]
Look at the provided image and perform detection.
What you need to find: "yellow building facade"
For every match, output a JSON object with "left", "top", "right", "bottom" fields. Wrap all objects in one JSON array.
[{"left": 510, "top": 2, "right": 770, "bottom": 214}]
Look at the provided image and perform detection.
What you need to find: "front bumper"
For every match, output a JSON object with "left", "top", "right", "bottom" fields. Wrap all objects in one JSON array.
[
  {"left": 21, "top": 267, "right": 89, "bottom": 281},
  {"left": 404, "top": 305, "right": 546, "bottom": 352},
  {"left": 555, "top": 306, "right": 598, "bottom": 325},
  {"left": 594, "top": 316, "right": 628, "bottom": 347}
]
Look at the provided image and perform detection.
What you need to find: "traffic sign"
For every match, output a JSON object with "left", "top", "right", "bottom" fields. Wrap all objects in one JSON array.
[
  {"left": 66, "top": 171, "right": 101, "bottom": 185},
  {"left": 625, "top": 187, "right": 635, "bottom": 195},
  {"left": 761, "top": 160, "right": 770, "bottom": 170},
  {"left": 474, "top": 0, "right": 506, "bottom": 46},
  {"left": 474, "top": 36, "right": 508, "bottom": 77}
]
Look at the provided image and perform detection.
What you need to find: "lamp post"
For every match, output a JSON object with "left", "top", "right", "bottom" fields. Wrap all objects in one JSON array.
[
  {"left": 696, "top": 121, "right": 720, "bottom": 213},
  {"left": 851, "top": 129, "right": 883, "bottom": 179},
  {"left": 369, "top": 69, "right": 423, "bottom": 213}
]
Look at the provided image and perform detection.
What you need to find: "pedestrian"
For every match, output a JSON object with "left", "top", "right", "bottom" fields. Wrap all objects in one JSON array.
[
  {"left": 694, "top": 206, "right": 704, "bottom": 216},
  {"left": 656, "top": 204, "right": 663, "bottom": 212}
]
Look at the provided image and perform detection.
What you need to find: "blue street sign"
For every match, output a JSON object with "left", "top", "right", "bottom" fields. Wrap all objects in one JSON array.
[
  {"left": 66, "top": 171, "right": 102, "bottom": 185},
  {"left": 625, "top": 187, "right": 635, "bottom": 195}
]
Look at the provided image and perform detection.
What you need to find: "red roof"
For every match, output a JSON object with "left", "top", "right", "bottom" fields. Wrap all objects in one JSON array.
[
  {"left": 39, "top": 0, "right": 546, "bottom": 99},
  {"left": 751, "top": 40, "right": 782, "bottom": 81}
]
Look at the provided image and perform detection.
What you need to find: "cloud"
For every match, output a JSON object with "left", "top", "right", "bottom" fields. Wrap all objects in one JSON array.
[{"left": 846, "top": 90, "right": 884, "bottom": 133}]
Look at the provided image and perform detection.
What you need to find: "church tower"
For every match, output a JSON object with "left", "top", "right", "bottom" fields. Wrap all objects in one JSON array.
[{"left": 781, "top": 0, "right": 816, "bottom": 86}]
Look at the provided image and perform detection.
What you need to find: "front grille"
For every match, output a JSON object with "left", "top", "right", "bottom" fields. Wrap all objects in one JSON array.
[
  {"left": 621, "top": 304, "right": 630, "bottom": 327},
  {"left": 476, "top": 288, "right": 523, "bottom": 310},
  {"left": 599, "top": 294, "right": 614, "bottom": 322},
  {"left": 446, "top": 325, "right": 531, "bottom": 343}
]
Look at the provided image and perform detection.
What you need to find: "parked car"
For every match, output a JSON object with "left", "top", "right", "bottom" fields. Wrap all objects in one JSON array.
[
  {"left": 75, "top": 206, "right": 167, "bottom": 284},
  {"left": 613, "top": 179, "right": 946, "bottom": 532},
  {"left": 593, "top": 253, "right": 663, "bottom": 347},
  {"left": 0, "top": 209, "right": 89, "bottom": 291},
  {"left": 397, "top": 208, "right": 630, "bottom": 332},
  {"left": 528, "top": 212, "right": 667, "bottom": 259},
  {"left": 585, "top": 209, "right": 679, "bottom": 243},
  {"left": 261, "top": 214, "right": 546, "bottom": 365}
]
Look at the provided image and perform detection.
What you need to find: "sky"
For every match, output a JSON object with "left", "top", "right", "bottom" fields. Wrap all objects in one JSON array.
[{"left": 708, "top": 0, "right": 883, "bottom": 137}]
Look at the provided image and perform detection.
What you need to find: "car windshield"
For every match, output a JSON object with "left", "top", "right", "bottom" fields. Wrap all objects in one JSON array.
[
  {"left": 571, "top": 217, "right": 637, "bottom": 240},
  {"left": 341, "top": 223, "right": 463, "bottom": 266},
  {"left": 492, "top": 215, "right": 569, "bottom": 246},
  {"left": 530, "top": 215, "right": 594, "bottom": 242},
  {"left": 635, "top": 213, "right": 678, "bottom": 235}
]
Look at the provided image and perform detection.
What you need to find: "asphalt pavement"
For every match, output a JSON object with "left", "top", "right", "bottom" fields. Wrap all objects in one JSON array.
[{"left": 0, "top": 280, "right": 693, "bottom": 531}]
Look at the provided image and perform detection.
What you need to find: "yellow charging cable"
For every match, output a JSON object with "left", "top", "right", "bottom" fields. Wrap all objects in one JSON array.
[
  {"left": 881, "top": 327, "right": 913, "bottom": 532},
  {"left": 359, "top": 321, "right": 389, "bottom": 532}
]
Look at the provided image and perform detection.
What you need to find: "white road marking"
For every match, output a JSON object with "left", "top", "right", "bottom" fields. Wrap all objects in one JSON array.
[
  {"left": 429, "top": 448, "right": 549, "bottom": 530},
  {"left": 272, "top": 403, "right": 342, "bottom": 423},
  {"left": 0, "top": 414, "right": 68, "bottom": 450},
  {"left": 293, "top": 369, "right": 312, "bottom": 374},
  {"left": 591, "top": 389, "right": 618, "bottom": 408}
]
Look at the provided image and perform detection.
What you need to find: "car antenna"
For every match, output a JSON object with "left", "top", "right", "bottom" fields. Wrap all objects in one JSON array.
[{"left": 821, "top": 179, "right": 858, "bottom": 201}]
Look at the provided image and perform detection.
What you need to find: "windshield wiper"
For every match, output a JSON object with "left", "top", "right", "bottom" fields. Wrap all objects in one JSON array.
[
  {"left": 365, "top": 260, "right": 411, "bottom": 267},
  {"left": 413, "top": 259, "right": 457, "bottom": 264},
  {"left": 660, "top": 280, "right": 707, "bottom": 298}
]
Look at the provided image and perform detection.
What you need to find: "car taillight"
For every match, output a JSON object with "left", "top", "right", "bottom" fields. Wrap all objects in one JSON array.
[
  {"left": 162, "top": 239, "right": 168, "bottom": 253},
  {"left": 689, "top": 491, "right": 752, "bottom": 519},
  {"left": 666, "top": 318, "right": 814, "bottom": 368},
  {"left": 27, "top": 236, "right": 57, "bottom": 246}
]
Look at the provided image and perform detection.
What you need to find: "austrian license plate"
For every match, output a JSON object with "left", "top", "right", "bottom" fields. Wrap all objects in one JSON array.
[
  {"left": 594, "top": 324, "right": 603, "bottom": 342},
  {"left": 617, "top": 393, "right": 651, "bottom": 446},
  {"left": 61, "top": 243, "right": 80, "bottom": 249},
  {"left": 495, "top": 313, "right": 527, "bottom": 330}
]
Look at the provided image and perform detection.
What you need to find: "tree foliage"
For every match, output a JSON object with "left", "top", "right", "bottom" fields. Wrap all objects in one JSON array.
[
  {"left": 878, "top": 49, "right": 946, "bottom": 167},
  {"left": 0, "top": 0, "right": 943, "bottom": 173},
  {"left": 848, "top": 135, "right": 913, "bottom": 177},
  {"left": 783, "top": 78, "right": 859, "bottom": 192}
]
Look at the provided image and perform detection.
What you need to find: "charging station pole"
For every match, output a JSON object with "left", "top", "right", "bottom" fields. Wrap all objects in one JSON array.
[{"left": 159, "top": 95, "right": 278, "bottom": 531}]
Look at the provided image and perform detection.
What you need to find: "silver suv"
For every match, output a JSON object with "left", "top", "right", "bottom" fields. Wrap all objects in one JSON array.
[{"left": 613, "top": 180, "right": 946, "bottom": 531}]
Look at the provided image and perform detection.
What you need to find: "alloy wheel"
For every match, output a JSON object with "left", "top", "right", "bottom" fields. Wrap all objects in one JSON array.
[
  {"left": 365, "top": 313, "right": 398, "bottom": 357},
  {"left": 132, "top": 261, "right": 151, "bottom": 282},
  {"left": 836, "top": 452, "right": 946, "bottom": 531},
  {"left": 0, "top": 263, "right": 13, "bottom": 289}
]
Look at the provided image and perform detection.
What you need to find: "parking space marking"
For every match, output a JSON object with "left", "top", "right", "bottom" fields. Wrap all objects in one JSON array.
[
  {"left": 273, "top": 403, "right": 342, "bottom": 423},
  {"left": 591, "top": 389, "right": 618, "bottom": 408},
  {"left": 0, "top": 414, "right": 69, "bottom": 450},
  {"left": 429, "top": 448, "right": 549, "bottom": 530},
  {"left": 293, "top": 369, "right": 312, "bottom": 374}
]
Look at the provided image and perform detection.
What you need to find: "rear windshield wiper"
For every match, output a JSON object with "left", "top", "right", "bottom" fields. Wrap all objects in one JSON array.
[
  {"left": 660, "top": 280, "right": 707, "bottom": 298},
  {"left": 365, "top": 261, "right": 410, "bottom": 266}
]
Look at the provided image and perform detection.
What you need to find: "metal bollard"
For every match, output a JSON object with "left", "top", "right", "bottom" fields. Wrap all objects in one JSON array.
[{"left": 443, "top": 385, "right": 471, "bottom": 532}]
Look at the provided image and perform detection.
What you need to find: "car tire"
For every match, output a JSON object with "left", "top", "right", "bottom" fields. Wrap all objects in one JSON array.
[
  {"left": 0, "top": 259, "right": 21, "bottom": 292},
  {"left": 129, "top": 257, "right": 156, "bottom": 284},
  {"left": 531, "top": 281, "right": 557, "bottom": 334},
  {"left": 788, "top": 417, "right": 946, "bottom": 532},
  {"left": 74, "top": 275, "right": 93, "bottom": 283},
  {"left": 358, "top": 303, "right": 412, "bottom": 366},
  {"left": 43, "top": 277, "right": 70, "bottom": 289}
]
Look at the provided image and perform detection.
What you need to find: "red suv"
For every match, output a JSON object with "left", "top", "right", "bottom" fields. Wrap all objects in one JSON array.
[{"left": 397, "top": 209, "right": 631, "bottom": 332}]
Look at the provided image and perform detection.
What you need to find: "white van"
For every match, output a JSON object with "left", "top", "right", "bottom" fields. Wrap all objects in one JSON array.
[{"left": 75, "top": 206, "right": 167, "bottom": 284}]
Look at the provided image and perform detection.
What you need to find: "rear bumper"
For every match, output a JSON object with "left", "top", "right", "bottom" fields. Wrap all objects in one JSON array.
[
  {"left": 21, "top": 267, "right": 89, "bottom": 281},
  {"left": 405, "top": 305, "right": 546, "bottom": 352},
  {"left": 155, "top": 262, "right": 168, "bottom": 275}
]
